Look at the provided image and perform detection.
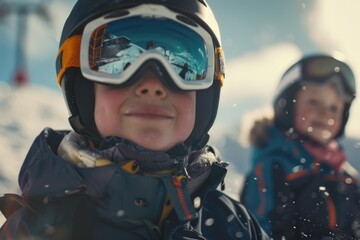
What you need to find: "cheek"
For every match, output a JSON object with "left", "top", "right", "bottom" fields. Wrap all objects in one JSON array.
[
  {"left": 294, "top": 106, "right": 314, "bottom": 132},
  {"left": 94, "top": 87, "right": 128, "bottom": 136},
  {"left": 181, "top": 104, "right": 196, "bottom": 131},
  {"left": 94, "top": 98, "right": 112, "bottom": 136},
  {"left": 177, "top": 93, "right": 196, "bottom": 136},
  {"left": 294, "top": 118, "right": 306, "bottom": 133},
  {"left": 294, "top": 106, "right": 307, "bottom": 122},
  {"left": 331, "top": 114, "right": 343, "bottom": 132},
  {"left": 181, "top": 94, "right": 196, "bottom": 117}
]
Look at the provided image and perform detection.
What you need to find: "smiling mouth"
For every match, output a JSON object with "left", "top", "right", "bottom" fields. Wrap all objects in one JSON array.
[
  {"left": 311, "top": 121, "right": 328, "bottom": 129},
  {"left": 124, "top": 107, "right": 174, "bottom": 120},
  {"left": 126, "top": 112, "right": 173, "bottom": 120}
]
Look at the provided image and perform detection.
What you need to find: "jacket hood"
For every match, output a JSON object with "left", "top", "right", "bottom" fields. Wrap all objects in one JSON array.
[{"left": 19, "top": 128, "right": 104, "bottom": 199}]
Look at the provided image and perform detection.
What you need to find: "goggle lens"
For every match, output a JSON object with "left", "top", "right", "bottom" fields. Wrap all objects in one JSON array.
[
  {"left": 84, "top": 16, "right": 211, "bottom": 89},
  {"left": 304, "top": 57, "right": 356, "bottom": 95}
]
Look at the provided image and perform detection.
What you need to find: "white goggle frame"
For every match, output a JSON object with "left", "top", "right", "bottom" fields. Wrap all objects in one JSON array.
[{"left": 80, "top": 4, "right": 216, "bottom": 90}]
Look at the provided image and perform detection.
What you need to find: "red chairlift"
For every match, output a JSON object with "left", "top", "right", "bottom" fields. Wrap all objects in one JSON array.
[
  {"left": 14, "top": 69, "right": 28, "bottom": 87},
  {"left": 0, "top": 0, "right": 51, "bottom": 87}
]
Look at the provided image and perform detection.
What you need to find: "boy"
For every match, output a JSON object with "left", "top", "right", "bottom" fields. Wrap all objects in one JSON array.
[{"left": 0, "top": 0, "right": 269, "bottom": 239}]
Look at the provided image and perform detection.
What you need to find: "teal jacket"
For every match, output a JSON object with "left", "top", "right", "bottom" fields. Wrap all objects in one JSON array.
[{"left": 241, "top": 126, "right": 360, "bottom": 239}]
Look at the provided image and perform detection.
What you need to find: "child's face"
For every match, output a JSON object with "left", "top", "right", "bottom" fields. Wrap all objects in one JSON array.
[
  {"left": 294, "top": 82, "right": 345, "bottom": 144},
  {"left": 94, "top": 69, "right": 196, "bottom": 151}
]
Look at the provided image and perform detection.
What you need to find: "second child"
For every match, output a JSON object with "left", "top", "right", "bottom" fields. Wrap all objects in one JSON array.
[{"left": 241, "top": 54, "right": 360, "bottom": 239}]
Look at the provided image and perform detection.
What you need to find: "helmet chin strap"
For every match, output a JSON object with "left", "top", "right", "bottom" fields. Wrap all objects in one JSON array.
[{"left": 68, "top": 114, "right": 102, "bottom": 143}]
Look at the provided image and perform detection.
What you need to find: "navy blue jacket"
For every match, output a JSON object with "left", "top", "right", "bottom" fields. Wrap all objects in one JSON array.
[{"left": 1, "top": 128, "right": 269, "bottom": 240}]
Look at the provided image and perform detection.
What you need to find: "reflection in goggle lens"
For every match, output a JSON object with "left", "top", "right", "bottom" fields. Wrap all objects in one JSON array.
[{"left": 88, "top": 17, "right": 208, "bottom": 82}]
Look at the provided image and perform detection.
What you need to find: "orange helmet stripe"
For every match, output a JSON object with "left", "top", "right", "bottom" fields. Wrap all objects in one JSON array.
[{"left": 56, "top": 35, "right": 82, "bottom": 86}]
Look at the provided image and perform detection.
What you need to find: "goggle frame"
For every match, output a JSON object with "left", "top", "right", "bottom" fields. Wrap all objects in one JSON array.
[{"left": 80, "top": 4, "right": 218, "bottom": 90}]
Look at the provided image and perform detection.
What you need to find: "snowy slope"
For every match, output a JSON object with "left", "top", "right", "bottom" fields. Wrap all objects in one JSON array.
[{"left": 0, "top": 82, "right": 70, "bottom": 193}]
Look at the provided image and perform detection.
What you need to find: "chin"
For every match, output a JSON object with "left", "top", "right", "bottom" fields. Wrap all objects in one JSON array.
[
  {"left": 135, "top": 140, "right": 171, "bottom": 152},
  {"left": 311, "top": 135, "right": 331, "bottom": 145}
]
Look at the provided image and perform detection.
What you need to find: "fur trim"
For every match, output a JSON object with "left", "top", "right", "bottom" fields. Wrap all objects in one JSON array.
[{"left": 249, "top": 117, "right": 274, "bottom": 147}]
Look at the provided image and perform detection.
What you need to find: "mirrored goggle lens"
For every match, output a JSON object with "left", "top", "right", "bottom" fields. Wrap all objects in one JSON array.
[
  {"left": 85, "top": 16, "right": 210, "bottom": 87},
  {"left": 304, "top": 57, "right": 356, "bottom": 95}
]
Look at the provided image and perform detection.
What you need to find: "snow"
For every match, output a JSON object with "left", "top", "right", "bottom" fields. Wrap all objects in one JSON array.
[{"left": 0, "top": 82, "right": 70, "bottom": 225}]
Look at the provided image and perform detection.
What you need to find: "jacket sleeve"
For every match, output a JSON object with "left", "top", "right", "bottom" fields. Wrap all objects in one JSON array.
[
  {"left": 0, "top": 193, "right": 91, "bottom": 240},
  {"left": 241, "top": 159, "right": 297, "bottom": 239},
  {"left": 201, "top": 190, "right": 270, "bottom": 240}
]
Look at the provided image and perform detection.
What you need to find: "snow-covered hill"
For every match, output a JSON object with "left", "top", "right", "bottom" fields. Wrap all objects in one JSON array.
[{"left": 0, "top": 82, "right": 70, "bottom": 193}]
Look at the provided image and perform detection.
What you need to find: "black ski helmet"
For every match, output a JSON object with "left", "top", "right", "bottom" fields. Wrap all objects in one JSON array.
[
  {"left": 56, "top": 0, "right": 225, "bottom": 150},
  {"left": 273, "top": 54, "right": 356, "bottom": 138}
]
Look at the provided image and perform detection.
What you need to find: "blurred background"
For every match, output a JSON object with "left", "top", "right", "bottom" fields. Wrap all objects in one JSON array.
[{"left": 0, "top": 0, "right": 360, "bottom": 201}]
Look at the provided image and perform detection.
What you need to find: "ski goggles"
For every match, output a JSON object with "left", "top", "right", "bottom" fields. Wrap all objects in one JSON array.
[
  {"left": 56, "top": 4, "right": 225, "bottom": 90},
  {"left": 278, "top": 55, "right": 356, "bottom": 101}
]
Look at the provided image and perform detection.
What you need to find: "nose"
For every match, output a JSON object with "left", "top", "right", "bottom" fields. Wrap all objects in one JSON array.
[
  {"left": 317, "top": 103, "right": 331, "bottom": 114},
  {"left": 134, "top": 70, "right": 167, "bottom": 98},
  {"left": 317, "top": 104, "right": 326, "bottom": 114}
]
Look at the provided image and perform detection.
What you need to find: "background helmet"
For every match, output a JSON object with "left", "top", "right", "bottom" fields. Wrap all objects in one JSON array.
[
  {"left": 273, "top": 54, "right": 356, "bottom": 138},
  {"left": 56, "top": 0, "right": 224, "bottom": 150}
]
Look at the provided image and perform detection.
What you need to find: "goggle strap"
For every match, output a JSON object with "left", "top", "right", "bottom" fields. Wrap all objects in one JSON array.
[
  {"left": 56, "top": 35, "right": 82, "bottom": 86},
  {"left": 215, "top": 47, "right": 225, "bottom": 86}
]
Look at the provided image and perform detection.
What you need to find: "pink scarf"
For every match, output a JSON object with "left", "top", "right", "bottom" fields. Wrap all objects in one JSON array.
[{"left": 303, "top": 140, "right": 346, "bottom": 172}]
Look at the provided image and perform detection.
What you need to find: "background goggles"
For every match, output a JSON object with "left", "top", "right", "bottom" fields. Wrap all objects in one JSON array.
[
  {"left": 80, "top": 4, "right": 216, "bottom": 90},
  {"left": 279, "top": 55, "right": 356, "bottom": 100}
]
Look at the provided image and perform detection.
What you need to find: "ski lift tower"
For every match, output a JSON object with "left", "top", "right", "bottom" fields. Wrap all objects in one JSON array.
[{"left": 0, "top": 0, "right": 51, "bottom": 86}]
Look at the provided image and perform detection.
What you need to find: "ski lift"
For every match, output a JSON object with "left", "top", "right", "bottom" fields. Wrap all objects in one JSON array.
[{"left": 0, "top": 0, "right": 52, "bottom": 86}]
